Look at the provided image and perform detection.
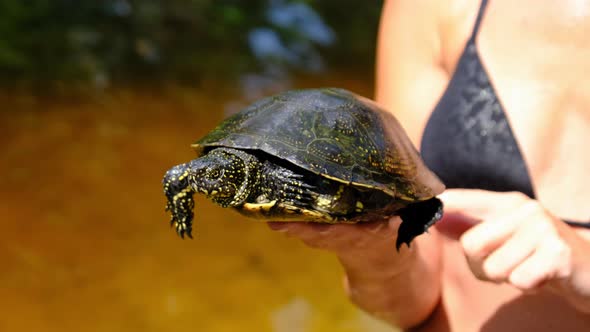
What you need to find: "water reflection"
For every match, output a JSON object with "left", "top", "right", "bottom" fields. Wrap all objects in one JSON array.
[
  {"left": 239, "top": 0, "right": 337, "bottom": 114},
  {"left": 227, "top": 67, "right": 292, "bottom": 116},
  {"left": 268, "top": 1, "right": 336, "bottom": 46},
  {"left": 111, "top": 0, "right": 132, "bottom": 17},
  {"left": 250, "top": 0, "right": 335, "bottom": 72}
]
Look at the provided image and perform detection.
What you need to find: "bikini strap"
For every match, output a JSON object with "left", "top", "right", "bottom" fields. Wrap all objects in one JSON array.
[{"left": 469, "top": 0, "right": 489, "bottom": 42}]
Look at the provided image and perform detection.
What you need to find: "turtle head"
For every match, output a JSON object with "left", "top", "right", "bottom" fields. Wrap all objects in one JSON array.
[
  {"left": 163, "top": 148, "right": 259, "bottom": 239},
  {"left": 163, "top": 163, "right": 195, "bottom": 238},
  {"left": 187, "top": 148, "right": 254, "bottom": 207}
]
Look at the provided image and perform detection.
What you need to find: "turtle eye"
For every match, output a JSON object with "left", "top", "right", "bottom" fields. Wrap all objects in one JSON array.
[{"left": 207, "top": 168, "right": 222, "bottom": 179}]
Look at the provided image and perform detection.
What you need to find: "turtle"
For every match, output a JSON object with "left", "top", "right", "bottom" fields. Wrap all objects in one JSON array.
[{"left": 162, "top": 88, "right": 445, "bottom": 250}]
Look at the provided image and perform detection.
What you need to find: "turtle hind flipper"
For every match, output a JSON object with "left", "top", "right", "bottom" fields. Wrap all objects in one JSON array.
[{"left": 395, "top": 197, "right": 443, "bottom": 251}]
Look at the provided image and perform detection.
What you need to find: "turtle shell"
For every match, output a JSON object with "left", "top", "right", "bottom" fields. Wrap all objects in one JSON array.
[{"left": 192, "top": 88, "right": 444, "bottom": 202}]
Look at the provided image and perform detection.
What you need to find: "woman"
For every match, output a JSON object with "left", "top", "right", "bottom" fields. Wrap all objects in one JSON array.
[{"left": 268, "top": 0, "right": 590, "bottom": 330}]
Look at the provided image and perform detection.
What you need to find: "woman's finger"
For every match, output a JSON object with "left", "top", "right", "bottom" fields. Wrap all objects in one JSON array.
[
  {"left": 508, "top": 236, "right": 572, "bottom": 291},
  {"left": 460, "top": 201, "right": 543, "bottom": 281},
  {"left": 481, "top": 223, "right": 539, "bottom": 282},
  {"left": 460, "top": 212, "right": 520, "bottom": 260}
]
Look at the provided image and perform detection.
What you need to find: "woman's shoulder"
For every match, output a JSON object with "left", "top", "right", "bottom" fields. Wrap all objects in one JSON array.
[{"left": 375, "top": 0, "right": 478, "bottom": 145}]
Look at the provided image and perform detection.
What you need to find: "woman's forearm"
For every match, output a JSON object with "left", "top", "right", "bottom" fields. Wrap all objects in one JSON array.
[
  {"left": 268, "top": 219, "right": 444, "bottom": 328},
  {"left": 337, "top": 232, "right": 443, "bottom": 328}
]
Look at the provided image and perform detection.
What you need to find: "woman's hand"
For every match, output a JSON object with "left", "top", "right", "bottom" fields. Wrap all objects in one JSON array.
[
  {"left": 441, "top": 189, "right": 590, "bottom": 313},
  {"left": 267, "top": 220, "right": 398, "bottom": 259},
  {"left": 267, "top": 220, "right": 420, "bottom": 281}
]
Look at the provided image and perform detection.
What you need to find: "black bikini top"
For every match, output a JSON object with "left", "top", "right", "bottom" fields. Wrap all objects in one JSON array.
[{"left": 419, "top": 0, "right": 589, "bottom": 227}]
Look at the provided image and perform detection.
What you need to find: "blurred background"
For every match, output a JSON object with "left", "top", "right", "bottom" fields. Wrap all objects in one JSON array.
[{"left": 0, "top": 1, "right": 394, "bottom": 331}]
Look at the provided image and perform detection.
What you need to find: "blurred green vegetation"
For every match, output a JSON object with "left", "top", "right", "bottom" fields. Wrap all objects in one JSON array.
[{"left": 0, "top": 0, "right": 382, "bottom": 89}]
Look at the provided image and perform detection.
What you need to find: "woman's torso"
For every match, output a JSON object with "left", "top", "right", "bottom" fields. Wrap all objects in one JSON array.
[
  {"left": 422, "top": 0, "right": 590, "bottom": 220},
  {"left": 401, "top": 0, "right": 590, "bottom": 330}
]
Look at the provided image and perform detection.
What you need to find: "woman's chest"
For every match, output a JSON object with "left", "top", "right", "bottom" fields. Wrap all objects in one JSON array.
[
  {"left": 493, "top": 75, "right": 590, "bottom": 219},
  {"left": 476, "top": 16, "right": 590, "bottom": 219}
]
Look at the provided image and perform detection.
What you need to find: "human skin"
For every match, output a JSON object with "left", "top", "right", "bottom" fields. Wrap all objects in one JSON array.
[{"left": 268, "top": 0, "right": 590, "bottom": 330}]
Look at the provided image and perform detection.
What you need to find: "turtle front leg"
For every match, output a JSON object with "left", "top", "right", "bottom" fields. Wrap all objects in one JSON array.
[
  {"left": 257, "top": 161, "right": 315, "bottom": 206},
  {"left": 163, "top": 163, "right": 195, "bottom": 238}
]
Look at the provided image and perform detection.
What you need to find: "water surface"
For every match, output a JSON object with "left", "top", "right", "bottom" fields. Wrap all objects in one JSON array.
[{"left": 0, "top": 77, "right": 397, "bottom": 332}]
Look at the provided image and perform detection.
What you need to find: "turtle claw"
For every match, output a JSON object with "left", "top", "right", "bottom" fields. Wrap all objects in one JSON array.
[
  {"left": 184, "top": 229, "right": 194, "bottom": 239},
  {"left": 175, "top": 221, "right": 193, "bottom": 239},
  {"left": 164, "top": 196, "right": 195, "bottom": 239}
]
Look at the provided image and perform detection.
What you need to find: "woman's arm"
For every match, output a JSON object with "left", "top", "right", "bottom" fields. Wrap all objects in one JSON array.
[
  {"left": 269, "top": 0, "right": 453, "bottom": 328},
  {"left": 375, "top": 0, "right": 450, "bottom": 146},
  {"left": 268, "top": 219, "right": 444, "bottom": 328}
]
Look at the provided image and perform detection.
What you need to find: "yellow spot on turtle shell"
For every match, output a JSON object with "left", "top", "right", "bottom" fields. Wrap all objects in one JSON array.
[
  {"left": 333, "top": 185, "right": 345, "bottom": 200},
  {"left": 355, "top": 201, "right": 364, "bottom": 212}
]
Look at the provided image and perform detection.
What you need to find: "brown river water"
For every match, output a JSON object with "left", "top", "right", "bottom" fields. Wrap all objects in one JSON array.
[{"left": 0, "top": 75, "right": 397, "bottom": 332}]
